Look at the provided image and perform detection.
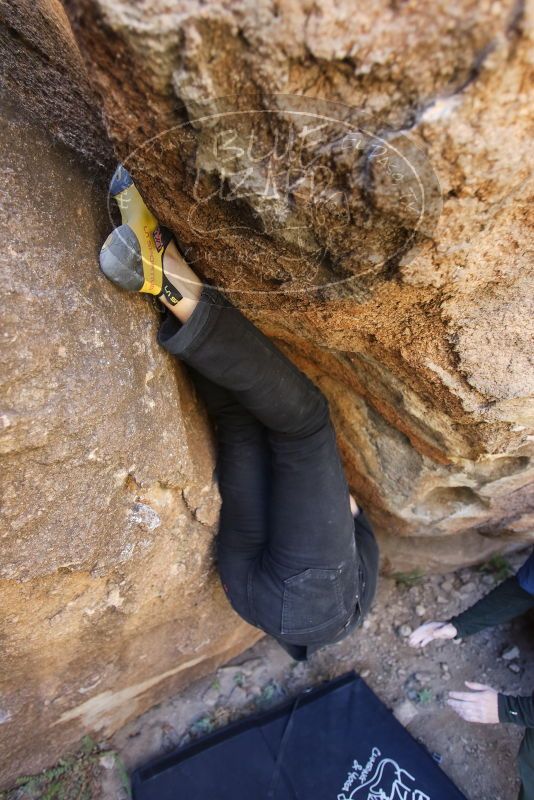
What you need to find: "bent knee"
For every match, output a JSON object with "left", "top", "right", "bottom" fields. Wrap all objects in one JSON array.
[{"left": 294, "top": 386, "right": 330, "bottom": 438}]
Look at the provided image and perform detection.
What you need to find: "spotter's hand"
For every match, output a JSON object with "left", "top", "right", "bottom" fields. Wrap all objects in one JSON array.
[
  {"left": 447, "top": 683, "right": 500, "bottom": 724},
  {"left": 409, "top": 621, "right": 457, "bottom": 648}
]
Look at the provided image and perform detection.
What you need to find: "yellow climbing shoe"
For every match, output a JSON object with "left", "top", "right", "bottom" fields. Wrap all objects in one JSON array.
[{"left": 99, "top": 165, "right": 183, "bottom": 305}]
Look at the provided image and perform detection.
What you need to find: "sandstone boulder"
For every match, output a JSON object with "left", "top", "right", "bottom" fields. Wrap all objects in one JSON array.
[
  {"left": 1, "top": 0, "right": 533, "bottom": 787},
  {"left": 0, "top": 101, "right": 260, "bottom": 787},
  {"left": 64, "top": 0, "right": 533, "bottom": 569}
]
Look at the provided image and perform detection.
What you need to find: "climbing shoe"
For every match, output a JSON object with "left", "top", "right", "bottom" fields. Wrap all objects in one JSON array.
[{"left": 99, "top": 165, "right": 183, "bottom": 305}]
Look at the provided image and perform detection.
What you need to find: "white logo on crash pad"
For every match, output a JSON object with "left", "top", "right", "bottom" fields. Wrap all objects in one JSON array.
[{"left": 338, "top": 748, "right": 430, "bottom": 800}]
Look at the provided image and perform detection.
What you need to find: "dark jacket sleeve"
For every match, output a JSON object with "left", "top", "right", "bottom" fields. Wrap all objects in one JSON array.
[
  {"left": 449, "top": 576, "right": 534, "bottom": 638},
  {"left": 498, "top": 693, "right": 534, "bottom": 728}
]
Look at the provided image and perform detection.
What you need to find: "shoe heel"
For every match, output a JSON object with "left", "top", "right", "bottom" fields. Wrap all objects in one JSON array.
[{"left": 99, "top": 224, "right": 144, "bottom": 291}]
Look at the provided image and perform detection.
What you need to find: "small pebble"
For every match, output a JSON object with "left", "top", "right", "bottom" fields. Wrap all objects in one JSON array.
[
  {"left": 99, "top": 754, "right": 116, "bottom": 770},
  {"left": 229, "top": 686, "right": 248, "bottom": 704},
  {"left": 441, "top": 580, "right": 453, "bottom": 592},
  {"left": 398, "top": 624, "right": 412, "bottom": 638},
  {"left": 508, "top": 663, "right": 521, "bottom": 674},
  {"left": 460, "top": 581, "right": 476, "bottom": 593},
  {"left": 415, "top": 604, "right": 426, "bottom": 617},
  {"left": 240, "top": 658, "right": 264, "bottom": 676},
  {"left": 393, "top": 699, "right": 418, "bottom": 726},
  {"left": 502, "top": 646, "right": 520, "bottom": 661},
  {"left": 201, "top": 686, "right": 220, "bottom": 707}
]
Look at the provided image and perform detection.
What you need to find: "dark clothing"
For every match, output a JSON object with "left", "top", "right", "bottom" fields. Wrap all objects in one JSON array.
[
  {"left": 450, "top": 572, "right": 534, "bottom": 728},
  {"left": 157, "top": 285, "right": 378, "bottom": 660},
  {"left": 263, "top": 508, "right": 379, "bottom": 661},
  {"left": 518, "top": 553, "right": 534, "bottom": 595},
  {"left": 448, "top": 556, "right": 534, "bottom": 799},
  {"left": 451, "top": 576, "right": 534, "bottom": 644},
  {"left": 499, "top": 693, "right": 534, "bottom": 729},
  {"left": 519, "top": 730, "right": 534, "bottom": 800}
]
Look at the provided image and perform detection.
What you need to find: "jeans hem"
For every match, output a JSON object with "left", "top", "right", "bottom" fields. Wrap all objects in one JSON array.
[{"left": 157, "top": 284, "right": 226, "bottom": 358}]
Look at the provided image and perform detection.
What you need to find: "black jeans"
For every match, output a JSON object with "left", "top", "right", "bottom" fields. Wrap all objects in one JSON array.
[
  {"left": 157, "top": 285, "right": 379, "bottom": 659},
  {"left": 519, "top": 727, "right": 534, "bottom": 800}
]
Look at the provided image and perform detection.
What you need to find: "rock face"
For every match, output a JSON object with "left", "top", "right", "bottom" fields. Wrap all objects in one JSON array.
[
  {"left": 0, "top": 0, "right": 533, "bottom": 787},
  {"left": 64, "top": 0, "right": 533, "bottom": 569},
  {"left": 0, "top": 0, "right": 113, "bottom": 168},
  {"left": 0, "top": 100, "right": 261, "bottom": 787}
]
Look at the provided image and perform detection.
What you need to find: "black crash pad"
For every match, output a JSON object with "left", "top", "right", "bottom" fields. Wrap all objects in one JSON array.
[{"left": 131, "top": 671, "right": 466, "bottom": 800}]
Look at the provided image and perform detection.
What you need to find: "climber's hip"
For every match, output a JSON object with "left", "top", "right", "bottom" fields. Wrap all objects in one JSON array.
[{"left": 217, "top": 531, "right": 363, "bottom": 646}]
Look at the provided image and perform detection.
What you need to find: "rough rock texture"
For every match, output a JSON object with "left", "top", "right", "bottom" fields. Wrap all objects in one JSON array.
[
  {"left": 1, "top": 0, "right": 533, "bottom": 787},
  {"left": 0, "top": 0, "right": 113, "bottom": 169},
  {"left": 0, "top": 102, "right": 261, "bottom": 787},
  {"left": 64, "top": 0, "right": 533, "bottom": 568}
]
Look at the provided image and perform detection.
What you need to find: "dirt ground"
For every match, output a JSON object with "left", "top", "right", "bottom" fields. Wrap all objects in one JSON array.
[
  {"left": 4, "top": 549, "right": 533, "bottom": 800},
  {"left": 109, "top": 547, "right": 533, "bottom": 800}
]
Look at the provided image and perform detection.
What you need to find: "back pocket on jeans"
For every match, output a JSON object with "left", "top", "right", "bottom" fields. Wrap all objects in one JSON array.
[{"left": 281, "top": 567, "right": 347, "bottom": 636}]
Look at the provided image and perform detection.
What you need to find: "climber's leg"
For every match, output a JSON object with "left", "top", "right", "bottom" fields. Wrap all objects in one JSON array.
[
  {"left": 158, "top": 290, "right": 353, "bottom": 565},
  {"left": 267, "top": 415, "right": 355, "bottom": 571},
  {"left": 353, "top": 509, "right": 380, "bottom": 619},
  {"left": 186, "top": 365, "right": 241, "bottom": 422},
  {"left": 158, "top": 289, "right": 365, "bottom": 645},
  {"left": 100, "top": 167, "right": 368, "bottom": 645},
  {"left": 247, "top": 410, "right": 360, "bottom": 643},
  {"left": 157, "top": 286, "right": 327, "bottom": 437},
  {"left": 185, "top": 366, "right": 272, "bottom": 624}
]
